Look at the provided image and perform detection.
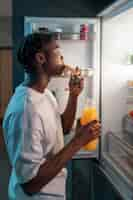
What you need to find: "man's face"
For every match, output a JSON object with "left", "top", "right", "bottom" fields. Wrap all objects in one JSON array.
[{"left": 41, "top": 40, "right": 65, "bottom": 76}]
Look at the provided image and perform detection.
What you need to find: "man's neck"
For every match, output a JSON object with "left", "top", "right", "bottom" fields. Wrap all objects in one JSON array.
[{"left": 24, "top": 72, "right": 50, "bottom": 93}]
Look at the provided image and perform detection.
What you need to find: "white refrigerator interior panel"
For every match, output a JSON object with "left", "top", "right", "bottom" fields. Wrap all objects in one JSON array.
[
  {"left": 48, "top": 40, "right": 93, "bottom": 118},
  {"left": 102, "top": 6, "right": 133, "bottom": 133},
  {"left": 59, "top": 40, "right": 92, "bottom": 67},
  {"left": 24, "top": 17, "right": 100, "bottom": 158}
]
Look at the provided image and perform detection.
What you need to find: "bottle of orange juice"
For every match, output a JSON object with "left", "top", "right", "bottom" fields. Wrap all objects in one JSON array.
[{"left": 80, "top": 99, "right": 99, "bottom": 151}]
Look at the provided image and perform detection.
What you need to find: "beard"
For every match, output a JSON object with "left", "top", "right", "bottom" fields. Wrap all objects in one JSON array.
[
  {"left": 53, "top": 64, "right": 66, "bottom": 76},
  {"left": 42, "top": 62, "right": 66, "bottom": 77}
]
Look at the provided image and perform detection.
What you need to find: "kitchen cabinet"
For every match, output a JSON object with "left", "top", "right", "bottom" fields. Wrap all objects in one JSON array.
[{"left": 0, "top": 48, "right": 12, "bottom": 152}]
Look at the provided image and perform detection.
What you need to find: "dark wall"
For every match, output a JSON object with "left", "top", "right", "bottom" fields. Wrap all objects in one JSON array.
[
  {"left": 94, "top": 0, "right": 116, "bottom": 14},
  {"left": 72, "top": 159, "right": 123, "bottom": 200},
  {"left": 13, "top": 0, "right": 95, "bottom": 17},
  {"left": 12, "top": 16, "right": 24, "bottom": 90}
]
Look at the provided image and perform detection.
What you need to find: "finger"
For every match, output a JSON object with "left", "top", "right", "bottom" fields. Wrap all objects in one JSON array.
[
  {"left": 75, "top": 66, "right": 81, "bottom": 75},
  {"left": 87, "top": 123, "right": 101, "bottom": 134},
  {"left": 89, "top": 126, "right": 101, "bottom": 134},
  {"left": 86, "top": 131, "right": 100, "bottom": 143},
  {"left": 69, "top": 75, "right": 73, "bottom": 84},
  {"left": 84, "top": 120, "right": 98, "bottom": 128},
  {"left": 91, "top": 123, "right": 101, "bottom": 130},
  {"left": 70, "top": 88, "right": 80, "bottom": 94},
  {"left": 90, "top": 130, "right": 100, "bottom": 138},
  {"left": 76, "top": 119, "right": 81, "bottom": 130},
  {"left": 79, "top": 78, "right": 84, "bottom": 89},
  {"left": 90, "top": 120, "right": 101, "bottom": 127},
  {"left": 80, "top": 77, "right": 84, "bottom": 82}
]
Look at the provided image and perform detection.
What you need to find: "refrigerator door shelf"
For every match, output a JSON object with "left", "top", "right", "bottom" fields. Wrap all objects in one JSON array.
[
  {"left": 102, "top": 131, "right": 133, "bottom": 199},
  {"left": 31, "top": 26, "right": 95, "bottom": 41},
  {"left": 101, "top": 155, "right": 133, "bottom": 200},
  {"left": 57, "top": 32, "right": 94, "bottom": 41},
  {"left": 73, "top": 149, "right": 98, "bottom": 159},
  {"left": 127, "top": 96, "right": 133, "bottom": 104}
]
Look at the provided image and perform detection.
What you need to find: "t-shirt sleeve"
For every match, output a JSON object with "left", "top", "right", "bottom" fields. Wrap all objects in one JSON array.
[{"left": 10, "top": 110, "right": 47, "bottom": 184}]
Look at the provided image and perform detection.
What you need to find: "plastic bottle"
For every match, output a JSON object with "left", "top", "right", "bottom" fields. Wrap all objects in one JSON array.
[
  {"left": 80, "top": 24, "right": 89, "bottom": 40},
  {"left": 80, "top": 99, "right": 98, "bottom": 150}
]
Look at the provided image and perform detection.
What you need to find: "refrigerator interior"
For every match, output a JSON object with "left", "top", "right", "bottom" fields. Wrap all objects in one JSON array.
[
  {"left": 24, "top": 17, "right": 100, "bottom": 157},
  {"left": 101, "top": 4, "right": 133, "bottom": 146},
  {"left": 101, "top": 3, "right": 133, "bottom": 194}
]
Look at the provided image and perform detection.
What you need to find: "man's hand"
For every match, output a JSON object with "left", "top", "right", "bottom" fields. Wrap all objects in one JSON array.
[
  {"left": 62, "top": 68, "right": 84, "bottom": 134},
  {"left": 69, "top": 68, "right": 84, "bottom": 97},
  {"left": 74, "top": 120, "right": 101, "bottom": 148}
]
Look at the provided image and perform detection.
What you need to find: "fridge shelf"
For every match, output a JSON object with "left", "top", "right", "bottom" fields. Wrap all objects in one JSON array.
[
  {"left": 56, "top": 32, "right": 95, "bottom": 41},
  {"left": 103, "top": 131, "right": 133, "bottom": 184},
  {"left": 37, "top": 29, "right": 95, "bottom": 41}
]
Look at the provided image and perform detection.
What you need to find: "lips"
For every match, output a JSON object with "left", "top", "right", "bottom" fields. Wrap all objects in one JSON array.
[{"left": 55, "top": 64, "right": 66, "bottom": 75}]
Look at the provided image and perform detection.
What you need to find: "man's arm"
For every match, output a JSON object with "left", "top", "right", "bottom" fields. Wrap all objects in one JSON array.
[
  {"left": 22, "top": 137, "right": 80, "bottom": 195},
  {"left": 21, "top": 121, "right": 100, "bottom": 195},
  {"left": 61, "top": 94, "right": 78, "bottom": 134},
  {"left": 61, "top": 75, "right": 84, "bottom": 134}
]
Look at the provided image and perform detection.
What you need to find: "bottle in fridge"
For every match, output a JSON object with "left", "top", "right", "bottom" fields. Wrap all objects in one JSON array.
[{"left": 80, "top": 98, "right": 99, "bottom": 151}]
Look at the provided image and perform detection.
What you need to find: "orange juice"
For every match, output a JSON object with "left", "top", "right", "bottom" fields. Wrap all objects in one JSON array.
[{"left": 80, "top": 106, "right": 98, "bottom": 150}]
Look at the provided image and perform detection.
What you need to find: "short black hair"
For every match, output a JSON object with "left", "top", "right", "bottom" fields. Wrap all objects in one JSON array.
[{"left": 17, "top": 32, "right": 55, "bottom": 73}]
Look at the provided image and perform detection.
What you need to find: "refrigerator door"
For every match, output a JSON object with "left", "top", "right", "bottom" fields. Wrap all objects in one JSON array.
[
  {"left": 24, "top": 17, "right": 101, "bottom": 158},
  {"left": 99, "top": 0, "right": 133, "bottom": 198}
]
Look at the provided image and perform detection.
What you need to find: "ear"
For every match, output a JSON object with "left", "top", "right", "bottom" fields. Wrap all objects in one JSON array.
[{"left": 35, "top": 52, "right": 46, "bottom": 64}]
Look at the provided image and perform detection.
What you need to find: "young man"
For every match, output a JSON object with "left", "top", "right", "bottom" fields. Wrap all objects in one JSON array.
[{"left": 3, "top": 33, "right": 100, "bottom": 200}]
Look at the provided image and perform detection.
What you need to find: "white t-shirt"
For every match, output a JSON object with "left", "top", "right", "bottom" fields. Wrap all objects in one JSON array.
[{"left": 3, "top": 84, "right": 67, "bottom": 200}]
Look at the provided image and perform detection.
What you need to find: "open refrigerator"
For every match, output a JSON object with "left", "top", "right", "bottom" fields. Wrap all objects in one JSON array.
[{"left": 24, "top": 0, "right": 133, "bottom": 198}]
